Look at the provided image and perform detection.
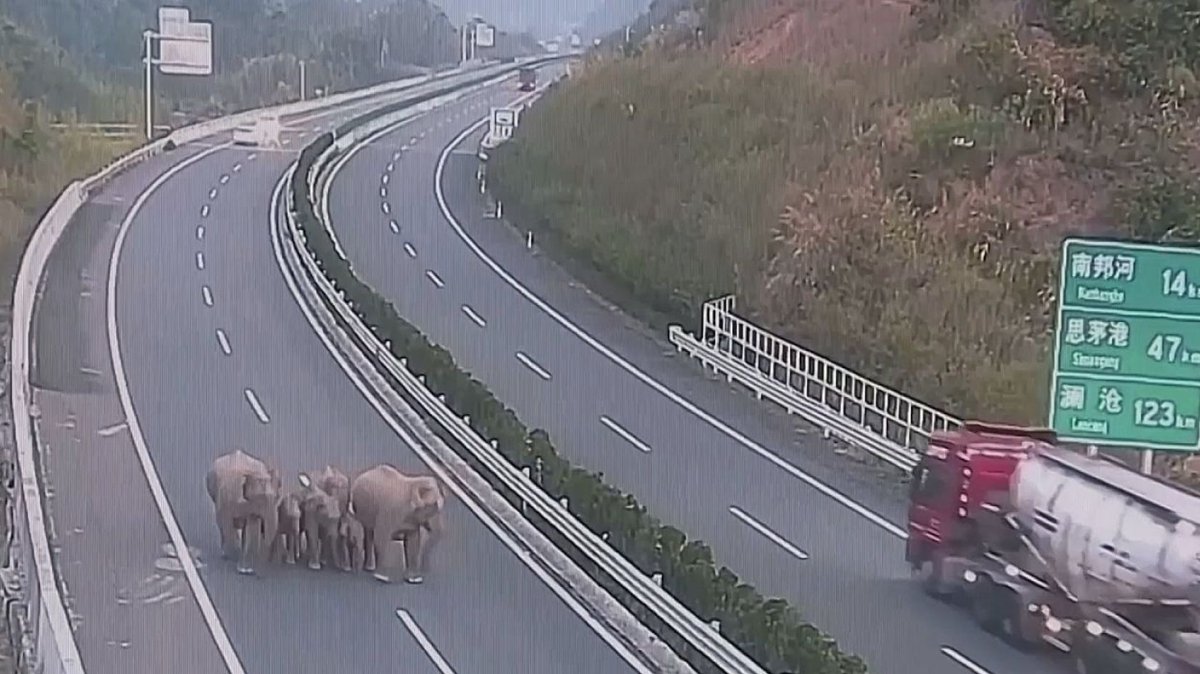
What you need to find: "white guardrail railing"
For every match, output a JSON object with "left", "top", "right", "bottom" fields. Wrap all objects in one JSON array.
[
  {"left": 5, "top": 59, "right": 523, "bottom": 674},
  {"left": 283, "top": 90, "right": 769, "bottom": 674},
  {"left": 668, "top": 297, "right": 964, "bottom": 472}
]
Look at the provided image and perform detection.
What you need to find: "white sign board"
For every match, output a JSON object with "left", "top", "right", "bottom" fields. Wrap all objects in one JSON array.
[
  {"left": 158, "top": 6, "right": 190, "bottom": 35},
  {"left": 160, "top": 19, "right": 213, "bottom": 76},
  {"left": 489, "top": 106, "right": 518, "bottom": 143},
  {"left": 475, "top": 23, "right": 495, "bottom": 48}
]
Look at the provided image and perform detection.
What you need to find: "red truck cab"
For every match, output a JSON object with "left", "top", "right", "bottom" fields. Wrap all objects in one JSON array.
[{"left": 906, "top": 421, "right": 1054, "bottom": 594}]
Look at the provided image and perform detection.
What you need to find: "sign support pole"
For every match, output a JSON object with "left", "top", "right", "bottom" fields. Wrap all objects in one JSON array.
[
  {"left": 143, "top": 30, "right": 155, "bottom": 141},
  {"left": 300, "top": 60, "right": 306, "bottom": 101}
]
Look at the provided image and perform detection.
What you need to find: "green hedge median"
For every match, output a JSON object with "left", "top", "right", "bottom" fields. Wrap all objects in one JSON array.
[{"left": 290, "top": 134, "right": 867, "bottom": 674}]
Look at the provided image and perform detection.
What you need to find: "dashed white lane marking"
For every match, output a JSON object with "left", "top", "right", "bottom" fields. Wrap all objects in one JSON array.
[
  {"left": 381, "top": 186, "right": 387, "bottom": 198},
  {"left": 425, "top": 270, "right": 445, "bottom": 288},
  {"left": 410, "top": 136, "right": 418, "bottom": 144},
  {"left": 599, "top": 415, "right": 652, "bottom": 454},
  {"left": 98, "top": 422, "right": 128, "bottom": 437},
  {"left": 389, "top": 220, "right": 400, "bottom": 234},
  {"left": 196, "top": 225, "right": 205, "bottom": 240},
  {"left": 219, "top": 174, "right": 229, "bottom": 184},
  {"left": 461, "top": 305, "right": 486, "bottom": 328},
  {"left": 382, "top": 201, "right": 390, "bottom": 215},
  {"left": 243, "top": 389, "right": 270, "bottom": 424},
  {"left": 200, "top": 204, "right": 210, "bottom": 218},
  {"left": 940, "top": 647, "right": 993, "bottom": 674},
  {"left": 195, "top": 252, "right": 205, "bottom": 270},
  {"left": 216, "top": 329, "right": 232, "bottom": 356},
  {"left": 392, "top": 151, "right": 400, "bottom": 160},
  {"left": 248, "top": 152, "right": 258, "bottom": 160},
  {"left": 403, "top": 242, "right": 417, "bottom": 258},
  {"left": 382, "top": 173, "right": 390, "bottom": 185},
  {"left": 386, "top": 162, "right": 394, "bottom": 172},
  {"left": 396, "top": 610, "right": 455, "bottom": 674},
  {"left": 201, "top": 286, "right": 214, "bottom": 307},
  {"left": 208, "top": 188, "right": 218, "bottom": 199},
  {"left": 728, "top": 506, "right": 809, "bottom": 560},
  {"left": 515, "top": 351, "right": 551, "bottom": 381},
  {"left": 233, "top": 163, "right": 242, "bottom": 172}
]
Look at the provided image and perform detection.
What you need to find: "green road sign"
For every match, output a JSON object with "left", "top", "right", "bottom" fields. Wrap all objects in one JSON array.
[{"left": 1051, "top": 238, "right": 1200, "bottom": 451}]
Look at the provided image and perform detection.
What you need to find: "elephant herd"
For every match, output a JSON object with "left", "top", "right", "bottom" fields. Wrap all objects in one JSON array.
[{"left": 204, "top": 449, "right": 448, "bottom": 584}]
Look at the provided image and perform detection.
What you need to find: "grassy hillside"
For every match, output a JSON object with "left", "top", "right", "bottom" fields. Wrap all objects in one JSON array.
[{"left": 492, "top": 0, "right": 1200, "bottom": 456}]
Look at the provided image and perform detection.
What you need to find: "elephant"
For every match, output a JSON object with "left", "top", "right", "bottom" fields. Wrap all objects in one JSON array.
[
  {"left": 296, "top": 474, "right": 343, "bottom": 571},
  {"left": 204, "top": 449, "right": 282, "bottom": 575},
  {"left": 311, "top": 465, "right": 350, "bottom": 514},
  {"left": 349, "top": 463, "right": 447, "bottom": 584},
  {"left": 270, "top": 489, "right": 303, "bottom": 565},
  {"left": 335, "top": 510, "right": 366, "bottom": 572}
]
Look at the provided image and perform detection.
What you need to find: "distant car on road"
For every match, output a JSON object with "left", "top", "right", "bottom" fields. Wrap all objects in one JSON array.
[{"left": 232, "top": 112, "right": 282, "bottom": 147}]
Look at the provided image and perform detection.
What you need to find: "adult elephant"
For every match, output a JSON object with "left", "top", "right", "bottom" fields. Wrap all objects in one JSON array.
[
  {"left": 350, "top": 464, "right": 447, "bottom": 584},
  {"left": 204, "top": 449, "right": 283, "bottom": 575}
]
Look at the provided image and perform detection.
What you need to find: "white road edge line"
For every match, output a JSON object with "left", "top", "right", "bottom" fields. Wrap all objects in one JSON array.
[
  {"left": 403, "top": 242, "right": 417, "bottom": 258},
  {"left": 268, "top": 167, "right": 654, "bottom": 674},
  {"left": 728, "top": 506, "right": 809, "bottom": 560},
  {"left": 429, "top": 108, "right": 909, "bottom": 541},
  {"left": 395, "top": 610, "right": 455, "bottom": 674},
  {"left": 202, "top": 286, "right": 214, "bottom": 307},
  {"left": 106, "top": 141, "right": 246, "bottom": 673},
  {"left": 216, "top": 329, "right": 232, "bottom": 356},
  {"left": 461, "top": 304, "right": 486, "bottom": 328},
  {"left": 515, "top": 351, "right": 551, "bottom": 381},
  {"left": 195, "top": 252, "right": 205, "bottom": 270},
  {"left": 425, "top": 270, "right": 445, "bottom": 288},
  {"left": 243, "top": 389, "right": 270, "bottom": 424},
  {"left": 598, "top": 415, "right": 651, "bottom": 454},
  {"left": 940, "top": 647, "right": 994, "bottom": 674}
]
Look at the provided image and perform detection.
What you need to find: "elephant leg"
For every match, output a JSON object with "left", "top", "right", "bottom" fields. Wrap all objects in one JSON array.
[
  {"left": 217, "top": 511, "right": 238, "bottom": 560},
  {"left": 403, "top": 529, "right": 425, "bottom": 584},
  {"left": 372, "top": 538, "right": 397, "bottom": 584},
  {"left": 287, "top": 531, "right": 299, "bottom": 565},
  {"left": 363, "top": 529, "right": 377, "bottom": 572},
  {"left": 351, "top": 538, "right": 365, "bottom": 573},
  {"left": 236, "top": 520, "right": 257, "bottom": 575}
]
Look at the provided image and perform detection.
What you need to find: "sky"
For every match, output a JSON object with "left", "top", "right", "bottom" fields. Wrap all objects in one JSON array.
[{"left": 432, "top": 0, "right": 603, "bottom": 38}]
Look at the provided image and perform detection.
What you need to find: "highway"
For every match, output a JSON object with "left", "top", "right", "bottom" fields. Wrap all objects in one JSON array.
[
  {"left": 320, "top": 64, "right": 1068, "bottom": 674},
  {"left": 29, "top": 75, "right": 651, "bottom": 673}
]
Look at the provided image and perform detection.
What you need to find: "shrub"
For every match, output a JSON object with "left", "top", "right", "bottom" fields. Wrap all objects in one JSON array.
[{"left": 290, "top": 130, "right": 867, "bottom": 674}]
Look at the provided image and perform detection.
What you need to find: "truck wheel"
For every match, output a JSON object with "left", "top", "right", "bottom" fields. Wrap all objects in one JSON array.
[{"left": 969, "top": 579, "right": 1002, "bottom": 632}]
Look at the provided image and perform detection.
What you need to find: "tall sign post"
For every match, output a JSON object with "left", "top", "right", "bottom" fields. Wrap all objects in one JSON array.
[
  {"left": 1049, "top": 237, "right": 1200, "bottom": 472},
  {"left": 144, "top": 6, "right": 213, "bottom": 140}
]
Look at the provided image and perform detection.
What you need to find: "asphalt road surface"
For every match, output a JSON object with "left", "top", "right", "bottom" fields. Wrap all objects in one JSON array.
[
  {"left": 322, "top": 66, "right": 1070, "bottom": 674},
  {"left": 31, "top": 76, "right": 648, "bottom": 674}
]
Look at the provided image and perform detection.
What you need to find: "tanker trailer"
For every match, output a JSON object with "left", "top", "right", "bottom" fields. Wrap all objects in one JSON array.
[{"left": 906, "top": 421, "right": 1200, "bottom": 673}]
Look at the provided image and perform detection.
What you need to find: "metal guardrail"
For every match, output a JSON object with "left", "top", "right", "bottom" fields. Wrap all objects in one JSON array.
[
  {"left": 284, "top": 77, "right": 769, "bottom": 674},
  {"left": 5, "top": 63, "right": 490, "bottom": 674},
  {"left": 668, "top": 295, "right": 964, "bottom": 472}
]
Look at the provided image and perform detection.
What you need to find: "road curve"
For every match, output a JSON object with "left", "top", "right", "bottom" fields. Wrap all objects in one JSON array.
[
  {"left": 31, "top": 87, "right": 649, "bottom": 673},
  {"left": 322, "top": 65, "right": 1068, "bottom": 674}
]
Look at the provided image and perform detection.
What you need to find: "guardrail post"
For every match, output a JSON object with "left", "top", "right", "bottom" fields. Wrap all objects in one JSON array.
[
  {"left": 520, "top": 466, "right": 532, "bottom": 514},
  {"left": 710, "top": 620, "right": 720, "bottom": 632},
  {"left": 652, "top": 572, "right": 663, "bottom": 587},
  {"left": 559, "top": 496, "right": 568, "bottom": 510}
]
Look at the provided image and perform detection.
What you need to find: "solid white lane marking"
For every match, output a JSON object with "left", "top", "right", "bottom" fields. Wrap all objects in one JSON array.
[
  {"left": 396, "top": 610, "right": 455, "bottom": 674},
  {"left": 195, "top": 252, "right": 205, "bottom": 270},
  {"left": 425, "top": 270, "right": 445, "bottom": 288},
  {"left": 382, "top": 201, "right": 390, "bottom": 215},
  {"left": 461, "top": 304, "right": 486, "bottom": 328},
  {"left": 196, "top": 225, "right": 205, "bottom": 240},
  {"left": 201, "top": 286, "right": 214, "bottom": 307},
  {"left": 98, "top": 422, "right": 128, "bottom": 437},
  {"left": 200, "top": 204, "right": 210, "bottom": 218},
  {"left": 243, "top": 389, "right": 270, "bottom": 424},
  {"left": 940, "top": 647, "right": 993, "bottom": 674},
  {"left": 403, "top": 242, "right": 417, "bottom": 258},
  {"left": 208, "top": 188, "right": 218, "bottom": 199},
  {"left": 515, "top": 351, "right": 551, "bottom": 381},
  {"left": 216, "top": 329, "right": 232, "bottom": 356},
  {"left": 219, "top": 174, "right": 229, "bottom": 184},
  {"left": 599, "top": 415, "right": 652, "bottom": 454},
  {"left": 431, "top": 115, "right": 909, "bottom": 541},
  {"left": 729, "top": 506, "right": 809, "bottom": 560},
  {"left": 268, "top": 167, "right": 654, "bottom": 674},
  {"left": 389, "top": 220, "right": 400, "bottom": 234},
  {"left": 107, "top": 141, "right": 246, "bottom": 673}
]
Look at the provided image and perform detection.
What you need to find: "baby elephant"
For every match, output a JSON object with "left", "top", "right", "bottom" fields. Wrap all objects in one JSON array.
[
  {"left": 270, "top": 490, "right": 303, "bottom": 565},
  {"left": 335, "top": 511, "right": 366, "bottom": 572}
]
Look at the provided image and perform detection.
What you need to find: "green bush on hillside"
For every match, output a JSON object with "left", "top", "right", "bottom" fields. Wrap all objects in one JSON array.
[{"left": 291, "top": 133, "right": 867, "bottom": 674}]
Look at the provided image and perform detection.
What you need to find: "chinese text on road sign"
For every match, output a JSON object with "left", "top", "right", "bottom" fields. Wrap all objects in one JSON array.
[{"left": 1051, "top": 238, "right": 1200, "bottom": 451}]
